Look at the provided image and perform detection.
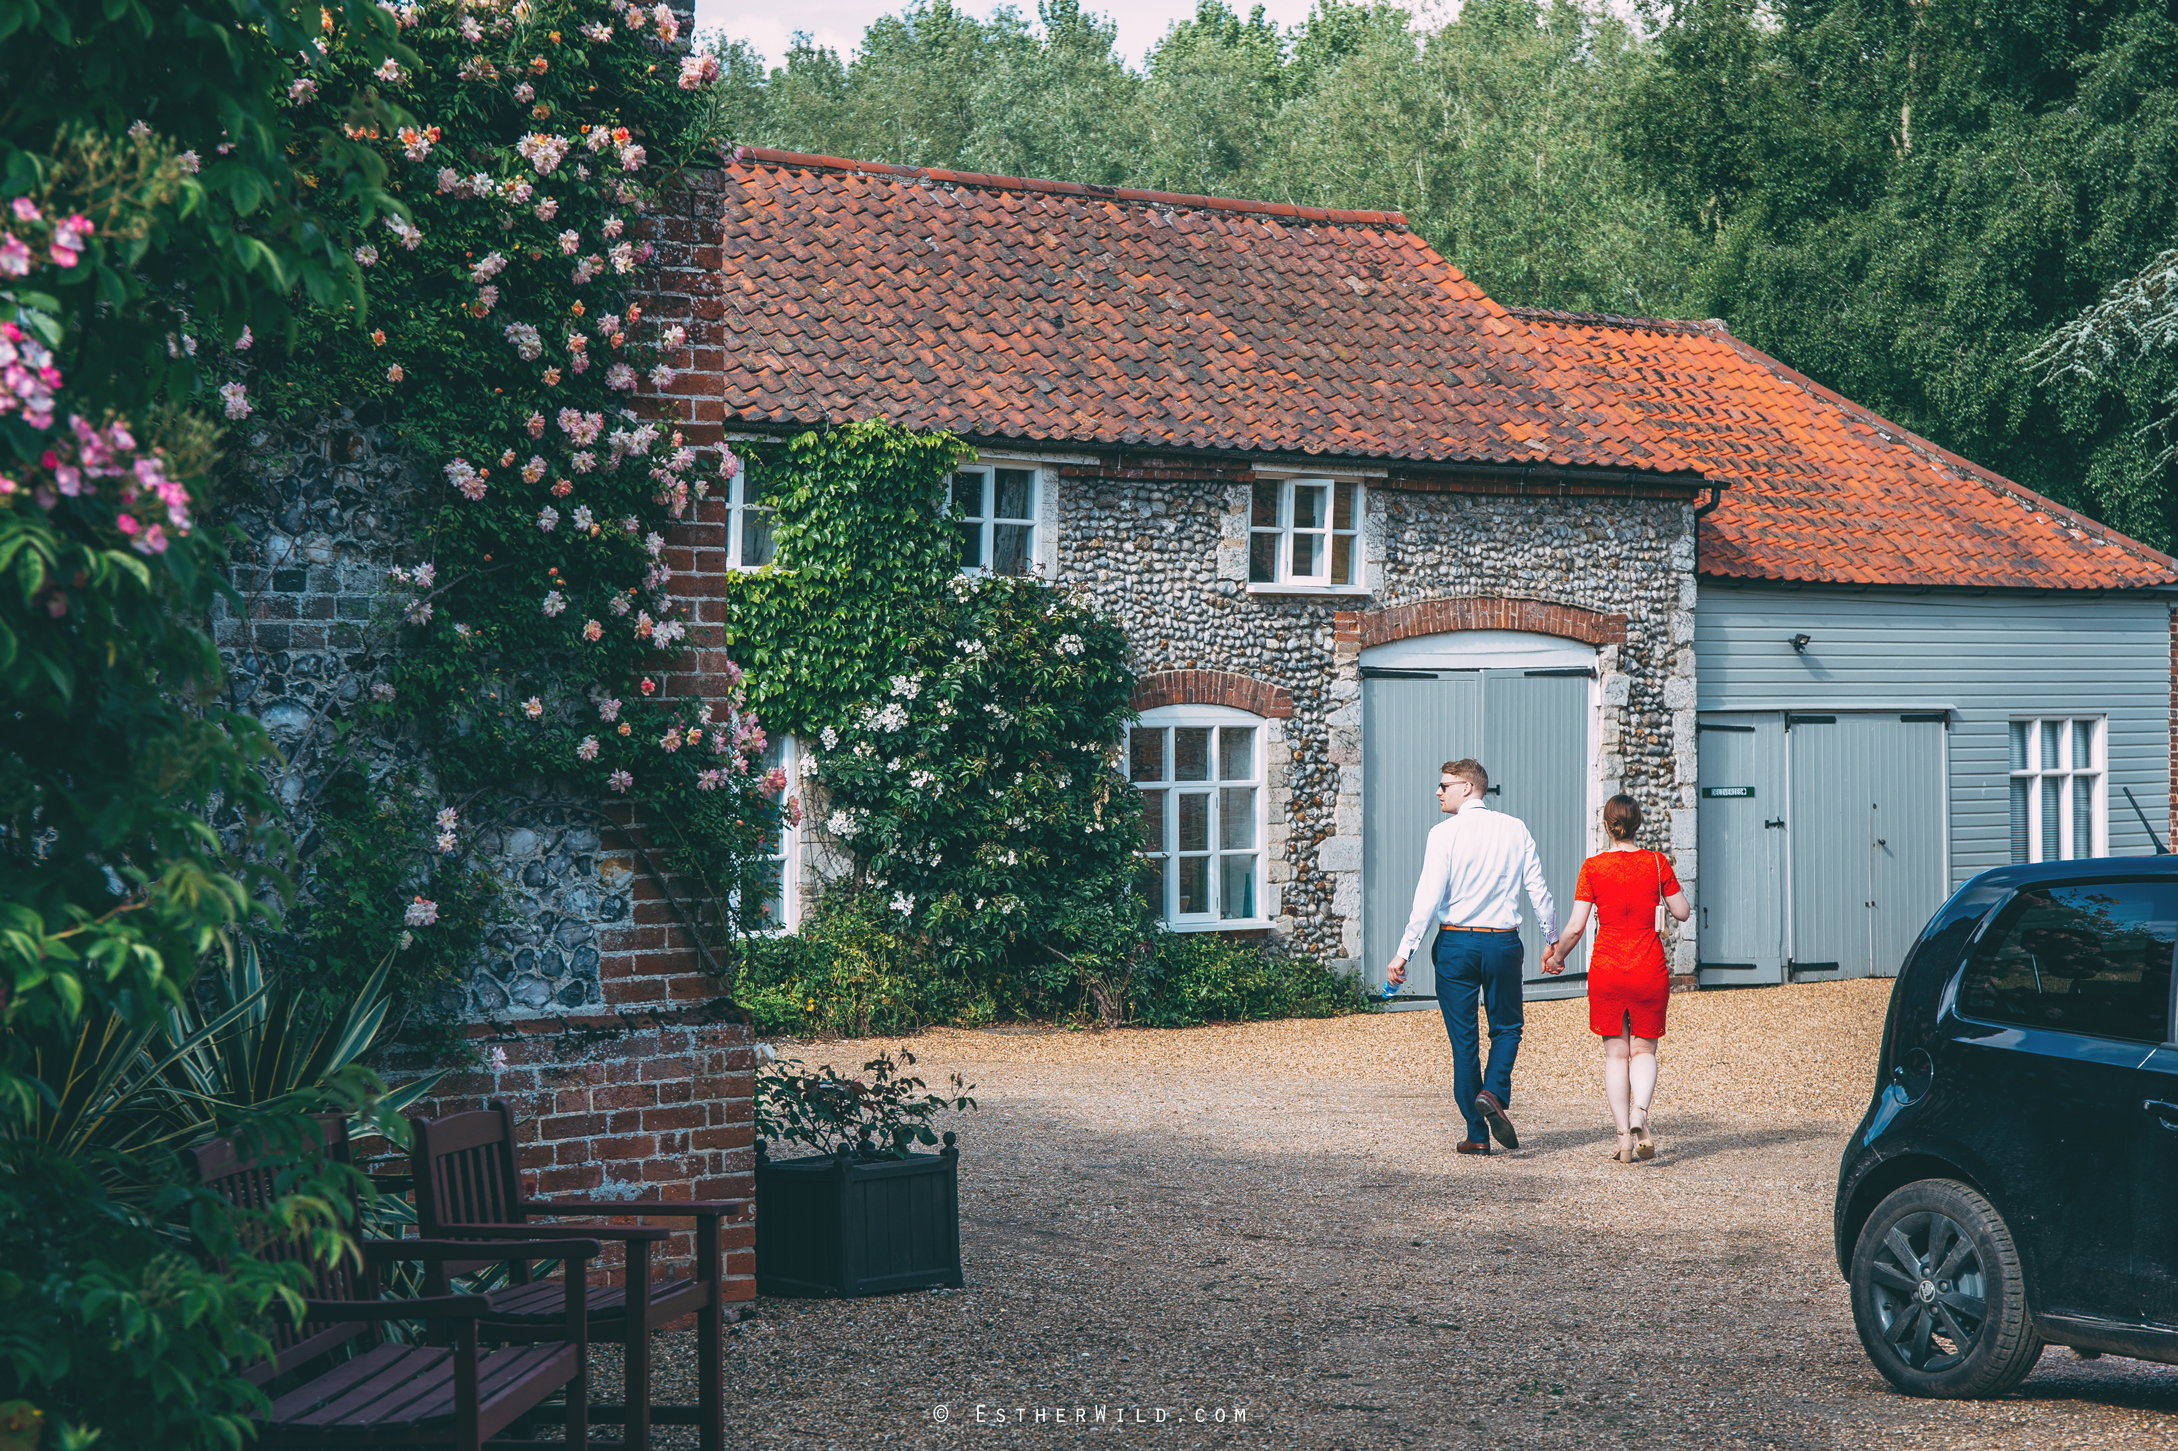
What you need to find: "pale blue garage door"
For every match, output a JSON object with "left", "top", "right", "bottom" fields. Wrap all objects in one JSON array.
[{"left": 1362, "top": 668, "right": 1591, "bottom": 1000}]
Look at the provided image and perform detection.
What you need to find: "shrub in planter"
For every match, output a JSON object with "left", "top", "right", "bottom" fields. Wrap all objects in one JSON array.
[{"left": 751, "top": 1052, "right": 975, "bottom": 1296}]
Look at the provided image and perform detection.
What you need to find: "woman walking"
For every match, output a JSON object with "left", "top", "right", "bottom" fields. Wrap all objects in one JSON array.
[{"left": 1542, "top": 794, "right": 1691, "bottom": 1163}]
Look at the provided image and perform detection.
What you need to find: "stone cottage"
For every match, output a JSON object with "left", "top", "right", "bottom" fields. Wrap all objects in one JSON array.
[{"left": 644, "top": 148, "right": 1716, "bottom": 998}]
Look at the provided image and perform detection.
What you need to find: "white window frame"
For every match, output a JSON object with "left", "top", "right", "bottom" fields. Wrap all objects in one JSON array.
[
  {"left": 949, "top": 463, "right": 1041, "bottom": 577},
  {"left": 2010, "top": 716, "right": 2106, "bottom": 863},
  {"left": 752, "top": 734, "right": 801, "bottom": 930},
  {"left": 1127, "top": 705, "right": 1271, "bottom": 931},
  {"left": 724, "top": 465, "right": 775, "bottom": 571},
  {"left": 1247, "top": 477, "right": 1364, "bottom": 594}
]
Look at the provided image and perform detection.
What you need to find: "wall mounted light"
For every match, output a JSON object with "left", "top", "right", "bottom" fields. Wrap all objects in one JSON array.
[{"left": 1790, "top": 633, "right": 1812, "bottom": 653}]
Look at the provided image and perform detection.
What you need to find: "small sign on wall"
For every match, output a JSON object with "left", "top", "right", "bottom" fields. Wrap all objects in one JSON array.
[{"left": 1701, "top": 786, "right": 1756, "bottom": 799}]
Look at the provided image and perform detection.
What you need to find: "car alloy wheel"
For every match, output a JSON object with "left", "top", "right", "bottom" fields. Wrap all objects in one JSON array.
[
  {"left": 1850, "top": 1179, "right": 2041, "bottom": 1398},
  {"left": 1868, "top": 1210, "right": 1987, "bottom": 1372}
]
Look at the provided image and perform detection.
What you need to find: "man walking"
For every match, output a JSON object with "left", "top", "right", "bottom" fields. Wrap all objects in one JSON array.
[{"left": 1385, "top": 759, "right": 1556, "bottom": 1156}]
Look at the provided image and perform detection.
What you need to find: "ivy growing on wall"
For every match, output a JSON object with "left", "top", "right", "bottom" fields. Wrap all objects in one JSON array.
[{"left": 730, "top": 421, "right": 1156, "bottom": 1017}]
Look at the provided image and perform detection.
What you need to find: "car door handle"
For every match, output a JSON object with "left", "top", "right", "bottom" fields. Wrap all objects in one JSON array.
[{"left": 2143, "top": 1100, "right": 2178, "bottom": 1131}]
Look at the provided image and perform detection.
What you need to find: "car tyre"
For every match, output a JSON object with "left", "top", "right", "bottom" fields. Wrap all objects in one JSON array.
[{"left": 1850, "top": 1179, "right": 2041, "bottom": 1398}]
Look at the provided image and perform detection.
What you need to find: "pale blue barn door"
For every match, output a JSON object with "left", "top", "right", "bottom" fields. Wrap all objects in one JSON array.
[
  {"left": 1362, "top": 672, "right": 1480, "bottom": 985},
  {"left": 1486, "top": 671, "right": 1591, "bottom": 993},
  {"left": 1785, "top": 713, "right": 1947, "bottom": 978},
  {"left": 1868, "top": 714, "right": 1949, "bottom": 975},
  {"left": 1695, "top": 714, "right": 1786, "bottom": 984},
  {"left": 1362, "top": 668, "right": 1589, "bottom": 999}
]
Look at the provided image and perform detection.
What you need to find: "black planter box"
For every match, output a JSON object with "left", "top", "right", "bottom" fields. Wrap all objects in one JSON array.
[{"left": 753, "top": 1135, "right": 963, "bottom": 1297}]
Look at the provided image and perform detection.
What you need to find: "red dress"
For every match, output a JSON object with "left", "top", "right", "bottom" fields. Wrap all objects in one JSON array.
[{"left": 1574, "top": 849, "right": 1682, "bottom": 1038}]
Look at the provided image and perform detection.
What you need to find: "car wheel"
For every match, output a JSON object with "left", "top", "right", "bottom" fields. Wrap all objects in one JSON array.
[{"left": 1850, "top": 1179, "right": 2042, "bottom": 1398}]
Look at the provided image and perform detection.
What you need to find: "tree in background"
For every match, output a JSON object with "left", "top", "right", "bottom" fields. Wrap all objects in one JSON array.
[
  {"left": 705, "top": 0, "right": 2178, "bottom": 547},
  {"left": 1621, "top": 0, "right": 2178, "bottom": 547},
  {"left": 706, "top": 0, "right": 1695, "bottom": 317}
]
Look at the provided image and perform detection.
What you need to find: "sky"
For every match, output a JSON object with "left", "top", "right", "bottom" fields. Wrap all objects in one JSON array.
[{"left": 692, "top": 0, "right": 1323, "bottom": 72}]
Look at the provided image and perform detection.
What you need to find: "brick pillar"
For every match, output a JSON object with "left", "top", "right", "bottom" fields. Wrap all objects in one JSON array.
[{"left": 409, "top": 1019, "right": 754, "bottom": 1301}]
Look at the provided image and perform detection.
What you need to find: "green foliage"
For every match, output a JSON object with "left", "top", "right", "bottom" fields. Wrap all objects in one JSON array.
[
  {"left": 735, "top": 889, "right": 976, "bottom": 1038},
  {"left": 283, "top": 767, "right": 499, "bottom": 1048},
  {"left": 730, "top": 420, "right": 971, "bottom": 734},
  {"left": 1131, "top": 930, "right": 1373, "bottom": 1027},
  {"left": 798, "top": 571, "right": 1140, "bottom": 977},
  {"left": 1, "top": 1109, "right": 370, "bottom": 1451},
  {"left": 728, "top": 420, "right": 1156, "bottom": 1016},
  {"left": 0, "top": 1, "right": 407, "bottom": 407},
  {"left": 754, "top": 1048, "right": 975, "bottom": 1158},
  {"left": 711, "top": 0, "right": 2178, "bottom": 538},
  {"left": 1620, "top": 0, "right": 2178, "bottom": 546},
  {"left": 711, "top": 0, "right": 1696, "bottom": 316},
  {"left": 721, "top": 420, "right": 1371, "bottom": 1032}
]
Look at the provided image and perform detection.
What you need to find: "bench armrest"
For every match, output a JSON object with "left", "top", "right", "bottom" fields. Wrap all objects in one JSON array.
[
  {"left": 434, "top": 1220, "right": 671, "bottom": 1243},
  {"left": 298, "top": 1293, "right": 492, "bottom": 1323},
  {"left": 362, "top": 1236, "right": 607, "bottom": 1263},
  {"left": 521, "top": 1198, "right": 745, "bottom": 1219}
]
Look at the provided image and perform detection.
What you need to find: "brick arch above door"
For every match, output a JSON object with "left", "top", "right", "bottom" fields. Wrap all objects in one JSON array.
[
  {"left": 1131, "top": 670, "right": 1295, "bottom": 720},
  {"left": 1334, "top": 597, "right": 1628, "bottom": 650}
]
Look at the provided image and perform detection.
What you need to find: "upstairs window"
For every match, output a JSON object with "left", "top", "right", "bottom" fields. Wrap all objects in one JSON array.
[
  {"left": 952, "top": 466, "right": 1037, "bottom": 576},
  {"left": 2010, "top": 717, "right": 2104, "bottom": 863},
  {"left": 1249, "top": 478, "right": 1360, "bottom": 588},
  {"left": 1128, "top": 707, "right": 1265, "bottom": 927},
  {"left": 727, "top": 466, "right": 774, "bottom": 570}
]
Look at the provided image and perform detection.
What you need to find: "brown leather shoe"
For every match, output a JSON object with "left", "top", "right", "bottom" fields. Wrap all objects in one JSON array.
[
  {"left": 1474, "top": 1089, "right": 1519, "bottom": 1150},
  {"left": 1455, "top": 1139, "right": 1492, "bottom": 1155}
]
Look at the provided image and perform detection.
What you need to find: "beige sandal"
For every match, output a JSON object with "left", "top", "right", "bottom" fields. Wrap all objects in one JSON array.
[{"left": 1632, "top": 1115, "right": 1658, "bottom": 1161}]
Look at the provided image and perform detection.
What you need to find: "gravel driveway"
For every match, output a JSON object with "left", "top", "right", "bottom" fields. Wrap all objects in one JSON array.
[{"left": 639, "top": 980, "right": 2178, "bottom": 1448}]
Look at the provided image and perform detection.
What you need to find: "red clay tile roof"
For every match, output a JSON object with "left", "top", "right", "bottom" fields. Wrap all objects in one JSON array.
[
  {"left": 707, "top": 150, "right": 2173, "bottom": 591},
  {"left": 1504, "top": 308, "right": 2178, "bottom": 590},
  {"left": 711, "top": 148, "right": 1700, "bottom": 477}
]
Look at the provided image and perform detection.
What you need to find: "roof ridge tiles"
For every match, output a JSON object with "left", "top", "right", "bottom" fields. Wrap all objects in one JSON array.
[
  {"left": 1504, "top": 305, "right": 1719, "bottom": 337},
  {"left": 730, "top": 146, "right": 1411, "bottom": 230}
]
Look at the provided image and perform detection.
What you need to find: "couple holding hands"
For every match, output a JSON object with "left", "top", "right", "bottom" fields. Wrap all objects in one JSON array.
[{"left": 1384, "top": 760, "right": 1690, "bottom": 1165}]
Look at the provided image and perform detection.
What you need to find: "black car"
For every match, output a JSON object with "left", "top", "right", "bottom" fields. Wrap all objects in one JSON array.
[{"left": 1836, "top": 855, "right": 2178, "bottom": 1398}]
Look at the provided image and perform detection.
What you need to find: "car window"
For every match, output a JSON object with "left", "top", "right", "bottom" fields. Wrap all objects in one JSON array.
[{"left": 1959, "top": 880, "right": 2178, "bottom": 1044}]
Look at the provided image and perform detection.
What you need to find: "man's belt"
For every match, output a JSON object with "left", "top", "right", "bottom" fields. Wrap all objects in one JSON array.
[{"left": 1441, "top": 924, "right": 1517, "bottom": 934}]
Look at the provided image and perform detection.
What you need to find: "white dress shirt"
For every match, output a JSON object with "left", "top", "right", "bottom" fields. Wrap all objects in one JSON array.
[{"left": 1395, "top": 801, "right": 1557, "bottom": 960}]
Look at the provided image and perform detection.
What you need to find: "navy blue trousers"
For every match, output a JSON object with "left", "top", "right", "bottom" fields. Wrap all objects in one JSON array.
[{"left": 1433, "top": 929, "right": 1526, "bottom": 1145}]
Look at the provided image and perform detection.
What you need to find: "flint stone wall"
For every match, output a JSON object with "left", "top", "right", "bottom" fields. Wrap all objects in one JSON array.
[
  {"left": 1053, "top": 464, "right": 1701, "bottom": 974},
  {"left": 212, "top": 404, "right": 755, "bottom": 1295}
]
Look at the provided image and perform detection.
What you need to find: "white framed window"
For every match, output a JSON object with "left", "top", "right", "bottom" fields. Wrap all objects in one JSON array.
[
  {"left": 754, "top": 734, "right": 800, "bottom": 929},
  {"left": 1127, "top": 706, "right": 1268, "bottom": 928},
  {"left": 2010, "top": 717, "right": 2105, "bottom": 863},
  {"left": 950, "top": 465, "right": 1037, "bottom": 576},
  {"left": 1248, "top": 478, "right": 1361, "bottom": 590},
  {"left": 725, "top": 465, "right": 775, "bottom": 570}
]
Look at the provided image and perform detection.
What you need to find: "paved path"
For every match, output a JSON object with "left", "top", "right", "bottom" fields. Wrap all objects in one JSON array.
[{"left": 664, "top": 982, "right": 2178, "bottom": 1448}]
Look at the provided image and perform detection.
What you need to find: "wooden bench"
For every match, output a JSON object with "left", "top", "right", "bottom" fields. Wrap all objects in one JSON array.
[
  {"left": 410, "top": 1101, "right": 743, "bottom": 1451},
  {"left": 187, "top": 1119, "right": 600, "bottom": 1449}
]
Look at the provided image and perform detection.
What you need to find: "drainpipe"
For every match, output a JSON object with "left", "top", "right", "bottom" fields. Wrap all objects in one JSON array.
[{"left": 1691, "top": 485, "right": 1723, "bottom": 573}]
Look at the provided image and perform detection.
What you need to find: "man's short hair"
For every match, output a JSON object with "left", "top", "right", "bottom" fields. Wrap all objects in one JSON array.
[{"left": 1440, "top": 759, "right": 1488, "bottom": 794}]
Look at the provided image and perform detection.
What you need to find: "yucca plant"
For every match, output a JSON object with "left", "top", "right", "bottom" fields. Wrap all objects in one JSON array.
[{"left": 156, "top": 935, "right": 444, "bottom": 1126}]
